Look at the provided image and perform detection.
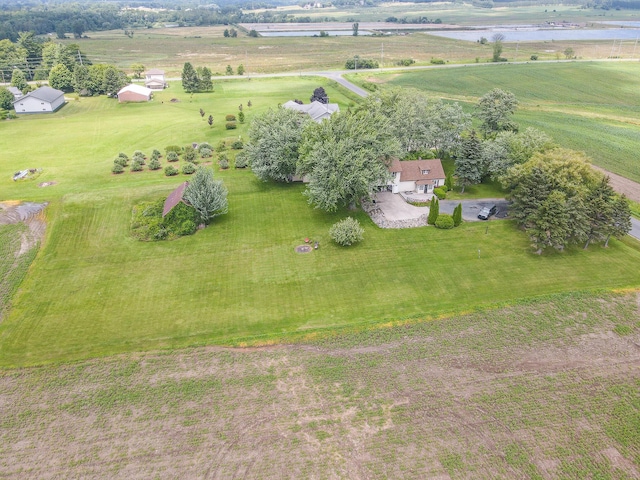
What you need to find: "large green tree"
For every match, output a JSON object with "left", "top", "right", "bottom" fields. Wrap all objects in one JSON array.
[
  {"left": 183, "top": 167, "right": 228, "bottom": 224},
  {"left": 0, "top": 87, "right": 14, "bottom": 110},
  {"left": 48, "top": 63, "right": 73, "bottom": 92},
  {"left": 605, "top": 195, "right": 632, "bottom": 247},
  {"left": 502, "top": 148, "right": 605, "bottom": 253},
  {"left": 476, "top": 88, "right": 519, "bottom": 138},
  {"left": 181, "top": 62, "right": 199, "bottom": 93},
  {"left": 10, "top": 68, "right": 28, "bottom": 91},
  {"left": 298, "top": 110, "right": 401, "bottom": 211},
  {"left": 197, "top": 66, "right": 213, "bottom": 91},
  {"left": 102, "top": 65, "right": 126, "bottom": 96},
  {"left": 454, "top": 131, "right": 483, "bottom": 193},
  {"left": 245, "top": 107, "right": 311, "bottom": 183}
]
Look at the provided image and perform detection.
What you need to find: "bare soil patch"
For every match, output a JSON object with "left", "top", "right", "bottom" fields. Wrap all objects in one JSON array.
[
  {"left": 592, "top": 165, "right": 640, "bottom": 203},
  {"left": 0, "top": 201, "right": 48, "bottom": 254}
]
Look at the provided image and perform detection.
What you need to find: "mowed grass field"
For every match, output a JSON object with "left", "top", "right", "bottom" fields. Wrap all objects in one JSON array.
[
  {"left": 1, "top": 75, "right": 640, "bottom": 367},
  {"left": 352, "top": 61, "right": 640, "bottom": 182},
  {"left": 1, "top": 291, "right": 638, "bottom": 478}
]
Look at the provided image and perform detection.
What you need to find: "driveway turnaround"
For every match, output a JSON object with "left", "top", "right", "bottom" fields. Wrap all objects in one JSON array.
[{"left": 373, "top": 192, "right": 428, "bottom": 221}]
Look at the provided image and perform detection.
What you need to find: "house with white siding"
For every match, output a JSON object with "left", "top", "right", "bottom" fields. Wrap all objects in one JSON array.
[
  {"left": 144, "top": 69, "right": 167, "bottom": 90},
  {"left": 387, "top": 158, "right": 446, "bottom": 195},
  {"left": 13, "top": 86, "right": 65, "bottom": 114}
]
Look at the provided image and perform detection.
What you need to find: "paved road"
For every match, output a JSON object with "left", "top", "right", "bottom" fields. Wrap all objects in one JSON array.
[{"left": 630, "top": 217, "right": 640, "bottom": 241}]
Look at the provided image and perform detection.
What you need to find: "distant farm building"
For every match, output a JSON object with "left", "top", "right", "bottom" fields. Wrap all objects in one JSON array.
[
  {"left": 144, "top": 69, "right": 167, "bottom": 90},
  {"left": 13, "top": 86, "right": 65, "bottom": 114},
  {"left": 117, "top": 84, "right": 153, "bottom": 102},
  {"left": 282, "top": 100, "right": 339, "bottom": 122}
]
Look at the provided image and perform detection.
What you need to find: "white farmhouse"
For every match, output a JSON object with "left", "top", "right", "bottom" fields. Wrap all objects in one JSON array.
[
  {"left": 387, "top": 158, "right": 446, "bottom": 195},
  {"left": 144, "top": 69, "right": 167, "bottom": 90},
  {"left": 13, "top": 86, "right": 65, "bottom": 114}
]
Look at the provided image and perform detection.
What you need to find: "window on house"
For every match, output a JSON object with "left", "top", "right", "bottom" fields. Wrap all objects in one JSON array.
[{"left": 421, "top": 169, "right": 430, "bottom": 175}]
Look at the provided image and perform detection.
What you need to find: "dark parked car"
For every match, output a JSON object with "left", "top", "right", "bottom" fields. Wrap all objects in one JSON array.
[{"left": 478, "top": 205, "right": 497, "bottom": 220}]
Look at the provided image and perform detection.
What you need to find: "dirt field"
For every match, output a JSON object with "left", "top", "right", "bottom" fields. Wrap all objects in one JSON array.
[
  {"left": 592, "top": 166, "right": 640, "bottom": 203},
  {"left": 1, "top": 292, "right": 638, "bottom": 479}
]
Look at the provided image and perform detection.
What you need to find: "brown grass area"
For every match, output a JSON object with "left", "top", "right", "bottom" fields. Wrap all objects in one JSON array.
[{"left": 1, "top": 292, "right": 639, "bottom": 478}]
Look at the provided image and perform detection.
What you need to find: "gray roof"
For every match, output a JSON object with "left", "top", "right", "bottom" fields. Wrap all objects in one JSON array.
[
  {"left": 7, "top": 86, "right": 22, "bottom": 96},
  {"left": 283, "top": 100, "right": 339, "bottom": 122},
  {"left": 16, "top": 86, "right": 64, "bottom": 104}
]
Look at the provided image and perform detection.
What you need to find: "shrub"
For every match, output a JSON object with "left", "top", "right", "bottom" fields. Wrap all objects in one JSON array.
[
  {"left": 197, "top": 142, "right": 212, "bottom": 153},
  {"left": 114, "top": 156, "right": 128, "bottom": 167},
  {"left": 182, "top": 162, "right": 196, "bottom": 175},
  {"left": 225, "top": 114, "right": 236, "bottom": 121},
  {"left": 226, "top": 122, "right": 237, "bottom": 130},
  {"left": 151, "top": 149, "right": 161, "bottom": 160},
  {"left": 235, "top": 152, "right": 249, "bottom": 168},
  {"left": 165, "top": 145, "right": 182, "bottom": 155},
  {"left": 231, "top": 140, "right": 244, "bottom": 150},
  {"left": 329, "top": 217, "right": 364, "bottom": 246},
  {"left": 163, "top": 202, "right": 198, "bottom": 235},
  {"left": 435, "top": 214, "right": 455, "bottom": 229},
  {"left": 117, "top": 152, "right": 129, "bottom": 161},
  {"left": 183, "top": 146, "right": 198, "bottom": 163},
  {"left": 216, "top": 140, "right": 227, "bottom": 152},
  {"left": 218, "top": 154, "right": 229, "bottom": 169},
  {"left": 453, "top": 203, "right": 462, "bottom": 227},
  {"left": 530, "top": 54, "right": 538, "bottom": 60},
  {"left": 176, "top": 220, "right": 196, "bottom": 236},
  {"left": 238, "top": 111, "right": 245, "bottom": 123},
  {"left": 131, "top": 161, "right": 144, "bottom": 172},
  {"left": 344, "top": 58, "right": 378, "bottom": 69},
  {"left": 433, "top": 187, "right": 447, "bottom": 200},
  {"left": 165, "top": 165, "right": 178, "bottom": 176},
  {"left": 396, "top": 59, "right": 415, "bottom": 66},
  {"left": 440, "top": 184, "right": 449, "bottom": 192},
  {"left": 148, "top": 158, "right": 162, "bottom": 170},
  {"left": 133, "top": 150, "right": 145, "bottom": 158},
  {"left": 112, "top": 163, "right": 124, "bottom": 174},
  {"left": 428, "top": 197, "right": 439, "bottom": 225},
  {"left": 166, "top": 151, "right": 179, "bottom": 162},
  {"left": 430, "top": 58, "right": 445, "bottom": 64},
  {"left": 200, "top": 147, "right": 213, "bottom": 158}
]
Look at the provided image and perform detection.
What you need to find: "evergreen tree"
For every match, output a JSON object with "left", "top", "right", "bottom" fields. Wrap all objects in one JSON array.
[
  {"left": 0, "top": 87, "right": 14, "bottom": 110},
  {"left": 583, "top": 176, "right": 616, "bottom": 249},
  {"left": 102, "top": 65, "right": 125, "bottom": 96},
  {"left": 453, "top": 203, "right": 462, "bottom": 226},
  {"left": 445, "top": 173, "right": 453, "bottom": 192},
  {"left": 183, "top": 167, "right": 228, "bottom": 224},
  {"left": 237, "top": 64, "right": 245, "bottom": 75},
  {"left": 197, "top": 66, "right": 213, "bottom": 91},
  {"left": 455, "top": 131, "right": 483, "bottom": 193},
  {"left": 310, "top": 86, "right": 328, "bottom": 104},
  {"left": 181, "top": 62, "right": 200, "bottom": 93},
  {"left": 604, "top": 195, "right": 632, "bottom": 247},
  {"left": 225, "top": 65, "right": 233, "bottom": 76},
  {"left": 73, "top": 64, "right": 91, "bottom": 94},
  {"left": 428, "top": 198, "right": 439, "bottom": 225}
]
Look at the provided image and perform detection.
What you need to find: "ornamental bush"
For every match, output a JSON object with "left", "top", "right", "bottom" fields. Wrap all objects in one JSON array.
[
  {"left": 225, "top": 114, "right": 236, "bottom": 121},
  {"left": 434, "top": 187, "right": 447, "bottom": 200},
  {"left": 182, "top": 162, "right": 196, "bottom": 175},
  {"left": 131, "top": 161, "right": 144, "bottom": 172},
  {"left": 148, "top": 158, "right": 162, "bottom": 170},
  {"left": 329, "top": 217, "right": 364, "bottom": 246},
  {"left": 165, "top": 145, "right": 182, "bottom": 155},
  {"left": 435, "top": 214, "right": 455, "bottom": 229},
  {"left": 112, "top": 163, "right": 124, "bottom": 174},
  {"left": 151, "top": 149, "right": 161, "bottom": 160},
  {"left": 231, "top": 140, "right": 244, "bottom": 150},
  {"left": 165, "top": 165, "right": 178, "bottom": 176},
  {"left": 218, "top": 154, "right": 229, "bottom": 169},
  {"left": 197, "top": 142, "right": 212, "bottom": 153},
  {"left": 235, "top": 152, "right": 249, "bottom": 168},
  {"left": 200, "top": 147, "right": 213, "bottom": 158},
  {"left": 225, "top": 122, "right": 237, "bottom": 130},
  {"left": 166, "top": 151, "right": 179, "bottom": 162},
  {"left": 114, "top": 156, "right": 128, "bottom": 167},
  {"left": 183, "top": 146, "right": 198, "bottom": 163}
]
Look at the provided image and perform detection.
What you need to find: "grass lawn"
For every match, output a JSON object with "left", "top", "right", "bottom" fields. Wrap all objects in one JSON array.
[
  {"left": 1, "top": 75, "right": 640, "bottom": 367},
  {"left": 351, "top": 61, "right": 640, "bottom": 182}
]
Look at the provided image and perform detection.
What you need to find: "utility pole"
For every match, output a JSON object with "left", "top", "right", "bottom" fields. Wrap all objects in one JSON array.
[
  {"left": 77, "top": 50, "right": 83, "bottom": 66},
  {"left": 633, "top": 37, "right": 638, "bottom": 58},
  {"left": 381, "top": 43, "right": 384, "bottom": 68}
]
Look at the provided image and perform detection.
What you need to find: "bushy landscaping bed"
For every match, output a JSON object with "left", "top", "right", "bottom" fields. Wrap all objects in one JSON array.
[{"left": 130, "top": 199, "right": 199, "bottom": 241}]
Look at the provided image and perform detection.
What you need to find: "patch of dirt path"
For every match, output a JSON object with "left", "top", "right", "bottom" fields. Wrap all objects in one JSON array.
[{"left": 592, "top": 166, "right": 640, "bottom": 203}]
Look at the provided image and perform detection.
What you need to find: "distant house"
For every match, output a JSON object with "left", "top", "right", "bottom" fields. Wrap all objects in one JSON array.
[
  {"left": 144, "top": 69, "right": 167, "bottom": 90},
  {"left": 7, "top": 86, "right": 23, "bottom": 101},
  {"left": 387, "top": 158, "right": 446, "bottom": 195},
  {"left": 163, "top": 182, "right": 189, "bottom": 217},
  {"left": 13, "top": 86, "right": 65, "bottom": 114},
  {"left": 117, "top": 84, "right": 153, "bottom": 102},
  {"left": 282, "top": 100, "right": 339, "bottom": 122}
]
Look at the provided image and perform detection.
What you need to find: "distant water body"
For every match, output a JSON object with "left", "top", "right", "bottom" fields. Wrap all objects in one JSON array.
[{"left": 427, "top": 26, "right": 640, "bottom": 42}]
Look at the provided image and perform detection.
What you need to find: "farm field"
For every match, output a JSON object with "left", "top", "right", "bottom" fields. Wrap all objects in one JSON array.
[
  {"left": 1, "top": 291, "right": 638, "bottom": 478},
  {"left": 350, "top": 61, "right": 640, "bottom": 183}
]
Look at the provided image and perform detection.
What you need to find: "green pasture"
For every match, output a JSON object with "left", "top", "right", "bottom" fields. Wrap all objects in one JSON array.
[
  {"left": 1, "top": 74, "right": 640, "bottom": 367},
  {"left": 353, "top": 61, "right": 640, "bottom": 182}
]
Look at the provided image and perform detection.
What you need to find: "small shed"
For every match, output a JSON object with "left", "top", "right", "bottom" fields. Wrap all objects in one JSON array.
[
  {"left": 13, "top": 86, "right": 65, "bottom": 114},
  {"left": 145, "top": 69, "right": 167, "bottom": 90},
  {"left": 163, "top": 182, "right": 189, "bottom": 217},
  {"left": 117, "top": 84, "right": 153, "bottom": 103}
]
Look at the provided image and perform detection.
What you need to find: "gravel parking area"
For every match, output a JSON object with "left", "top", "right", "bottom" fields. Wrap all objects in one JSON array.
[{"left": 439, "top": 199, "right": 509, "bottom": 221}]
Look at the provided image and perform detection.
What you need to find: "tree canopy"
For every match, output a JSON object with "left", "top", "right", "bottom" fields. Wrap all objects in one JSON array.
[
  {"left": 298, "top": 110, "right": 401, "bottom": 211},
  {"left": 476, "top": 88, "right": 519, "bottom": 137},
  {"left": 245, "top": 107, "right": 311, "bottom": 183},
  {"left": 183, "top": 167, "right": 228, "bottom": 224}
]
